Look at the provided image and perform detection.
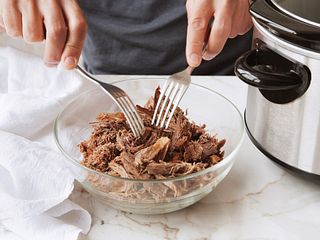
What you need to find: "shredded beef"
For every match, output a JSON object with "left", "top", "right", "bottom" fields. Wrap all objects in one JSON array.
[{"left": 79, "top": 87, "right": 225, "bottom": 180}]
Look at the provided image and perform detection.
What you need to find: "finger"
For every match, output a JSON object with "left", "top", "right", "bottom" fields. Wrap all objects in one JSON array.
[
  {"left": 41, "top": 1, "right": 67, "bottom": 66},
  {"left": 203, "top": 2, "right": 234, "bottom": 60},
  {"left": 2, "top": 1, "right": 22, "bottom": 37},
  {"left": 0, "top": 16, "right": 5, "bottom": 32},
  {"left": 229, "top": 1, "right": 242, "bottom": 38},
  {"left": 185, "top": 0, "right": 212, "bottom": 67},
  {"left": 20, "top": 0, "right": 44, "bottom": 42},
  {"left": 60, "top": 0, "right": 87, "bottom": 69},
  {"left": 235, "top": 0, "right": 252, "bottom": 36},
  {"left": 239, "top": 11, "right": 253, "bottom": 35}
]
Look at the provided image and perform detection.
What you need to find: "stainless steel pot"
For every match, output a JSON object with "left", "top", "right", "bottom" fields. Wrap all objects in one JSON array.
[{"left": 235, "top": 0, "right": 320, "bottom": 179}]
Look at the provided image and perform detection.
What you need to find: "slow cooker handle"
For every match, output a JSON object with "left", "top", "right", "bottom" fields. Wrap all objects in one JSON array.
[
  {"left": 234, "top": 43, "right": 311, "bottom": 104},
  {"left": 234, "top": 47, "right": 304, "bottom": 91}
]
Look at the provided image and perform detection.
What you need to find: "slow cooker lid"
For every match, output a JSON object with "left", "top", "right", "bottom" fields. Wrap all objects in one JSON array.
[
  {"left": 271, "top": 0, "right": 320, "bottom": 27},
  {"left": 250, "top": 0, "right": 320, "bottom": 52}
]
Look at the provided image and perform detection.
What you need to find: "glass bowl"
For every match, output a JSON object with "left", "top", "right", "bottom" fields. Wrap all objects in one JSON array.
[{"left": 54, "top": 78, "right": 244, "bottom": 214}]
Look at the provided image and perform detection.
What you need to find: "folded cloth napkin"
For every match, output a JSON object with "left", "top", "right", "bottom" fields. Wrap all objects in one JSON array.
[{"left": 0, "top": 47, "right": 95, "bottom": 240}]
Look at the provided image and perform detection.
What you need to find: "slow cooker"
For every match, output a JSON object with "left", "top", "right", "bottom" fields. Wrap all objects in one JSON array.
[{"left": 234, "top": 0, "right": 320, "bottom": 180}]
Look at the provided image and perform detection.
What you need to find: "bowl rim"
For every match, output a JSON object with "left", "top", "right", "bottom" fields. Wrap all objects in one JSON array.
[{"left": 54, "top": 77, "right": 245, "bottom": 183}]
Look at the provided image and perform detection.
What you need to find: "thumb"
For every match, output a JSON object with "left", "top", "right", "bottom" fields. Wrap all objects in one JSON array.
[
  {"left": 185, "top": 0, "right": 212, "bottom": 67},
  {"left": 60, "top": 0, "right": 87, "bottom": 69}
]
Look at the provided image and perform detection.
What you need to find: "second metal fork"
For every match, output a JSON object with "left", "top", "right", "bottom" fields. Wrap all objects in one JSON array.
[
  {"left": 152, "top": 19, "right": 212, "bottom": 129},
  {"left": 151, "top": 65, "right": 194, "bottom": 129},
  {"left": 76, "top": 65, "right": 145, "bottom": 137}
]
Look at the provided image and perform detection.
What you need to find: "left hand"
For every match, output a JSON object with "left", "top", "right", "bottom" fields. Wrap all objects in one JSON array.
[{"left": 185, "top": 0, "right": 253, "bottom": 67}]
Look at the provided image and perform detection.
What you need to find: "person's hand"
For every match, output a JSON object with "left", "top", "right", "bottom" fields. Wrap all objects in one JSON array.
[
  {"left": 186, "top": 0, "right": 252, "bottom": 67},
  {"left": 0, "top": 0, "right": 87, "bottom": 69}
]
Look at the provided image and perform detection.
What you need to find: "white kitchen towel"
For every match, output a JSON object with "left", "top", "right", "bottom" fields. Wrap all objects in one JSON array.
[{"left": 0, "top": 47, "right": 94, "bottom": 240}]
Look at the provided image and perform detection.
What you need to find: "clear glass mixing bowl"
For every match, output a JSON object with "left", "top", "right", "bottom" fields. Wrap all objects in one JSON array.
[{"left": 54, "top": 78, "right": 244, "bottom": 214}]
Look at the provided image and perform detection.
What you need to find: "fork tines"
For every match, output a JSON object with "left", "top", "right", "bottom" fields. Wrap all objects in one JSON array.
[
  {"left": 116, "top": 95, "right": 145, "bottom": 137},
  {"left": 151, "top": 80, "right": 188, "bottom": 129}
]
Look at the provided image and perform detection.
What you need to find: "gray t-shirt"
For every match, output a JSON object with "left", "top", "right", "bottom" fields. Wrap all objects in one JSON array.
[{"left": 78, "top": 0, "right": 252, "bottom": 75}]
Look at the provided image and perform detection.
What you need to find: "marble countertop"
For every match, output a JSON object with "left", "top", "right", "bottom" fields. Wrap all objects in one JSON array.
[{"left": 70, "top": 75, "right": 320, "bottom": 240}]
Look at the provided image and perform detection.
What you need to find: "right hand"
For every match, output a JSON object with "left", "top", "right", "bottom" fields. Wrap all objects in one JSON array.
[
  {"left": 185, "top": 0, "right": 252, "bottom": 67},
  {"left": 0, "top": 0, "right": 87, "bottom": 69}
]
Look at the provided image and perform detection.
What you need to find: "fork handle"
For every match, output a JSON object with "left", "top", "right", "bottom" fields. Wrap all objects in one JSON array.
[
  {"left": 76, "top": 64, "right": 96, "bottom": 83},
  {"left": 76, "top": 64, "right": 108, "bottom": 87},
  {"left": 186, "top": 65, "right": 195, "bottom": 75}
]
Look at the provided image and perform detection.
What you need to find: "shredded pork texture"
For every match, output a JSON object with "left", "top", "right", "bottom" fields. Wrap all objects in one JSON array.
[{"left": 79, "top": 87, "right": 226, "bottom": 180}]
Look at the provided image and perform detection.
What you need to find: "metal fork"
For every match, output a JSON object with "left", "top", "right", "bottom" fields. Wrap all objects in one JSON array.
[
  {"left": 151, "top": 66, "right": 194, "bottom": 129},
  {"left": 76, "top": 65, "right": 145, "bottom": 137},
  {"left": 151, "top": 24, "right": 213, "bottom": 128},
  {"left": 152, "top": 18, "right": 213, "bottom": 129}
]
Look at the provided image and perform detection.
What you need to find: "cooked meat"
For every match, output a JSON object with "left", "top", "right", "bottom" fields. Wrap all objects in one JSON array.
[
  {"left": 134, "top": 137, "right": 170, "bottom": 166},
  {"left": 79, "top": 87, "right": 225, "bottom": 180},
  {"left": 146, "top": 161, "right": 208, "bottom": 178}
]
